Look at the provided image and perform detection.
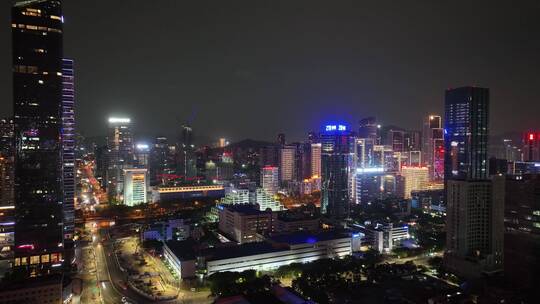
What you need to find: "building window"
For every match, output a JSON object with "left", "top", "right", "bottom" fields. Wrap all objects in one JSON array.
[
  {"left": 41, "top": 254, "right": 50, "bottom": 263},
  {"left": 30, "top": 255, "right": 40, "bottom": 265}
]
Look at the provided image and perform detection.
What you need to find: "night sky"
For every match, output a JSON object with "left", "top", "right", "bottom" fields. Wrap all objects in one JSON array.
[{"left": 0, "top": 0, "right": 539, "bottom": 143}]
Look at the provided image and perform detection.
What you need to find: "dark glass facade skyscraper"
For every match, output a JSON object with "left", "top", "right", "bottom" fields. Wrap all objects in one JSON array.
[
  {"left": 61, "top": 58, "right": 75, "bottom": 263},
  {"left": 12, "top": 0, "right": 66, "bottom": 272},
  {"left": 444, "top": 87, "right": 504, "bottom": 277},
  {"left": 321, "top": 124, "right": 352, "bottom": 219},
  {"left": 444, "top": 87, "right": 489, "bottom": 181}
]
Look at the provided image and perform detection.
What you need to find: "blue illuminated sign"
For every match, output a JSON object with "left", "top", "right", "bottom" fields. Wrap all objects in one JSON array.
[{"left": 325, "top": 124, "right": 347, "bottom": 132}]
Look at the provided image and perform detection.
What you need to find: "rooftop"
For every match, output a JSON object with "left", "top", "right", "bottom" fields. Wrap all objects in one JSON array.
[
  {"left": 205, "top": 242, "right": 287, "bottom": 261},
  {"left": 165, "top": 239, "right": 197, "bottom": 261},
  {"left": 222, "top": 204, "right": 267, "bottom": 216},
  {"left": 268, "top": 230, "right": 350, "bottom": 246},
  {"left": 0, "top": 273, "right": 63, "bottom": 291}
]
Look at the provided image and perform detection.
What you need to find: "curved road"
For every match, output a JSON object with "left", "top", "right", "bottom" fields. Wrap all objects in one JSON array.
[{"left": 95, "top": 229, "right": 150, "bottom": 303}]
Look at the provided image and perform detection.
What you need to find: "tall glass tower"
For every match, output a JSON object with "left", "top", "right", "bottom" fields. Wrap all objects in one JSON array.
[
  {"left": 444, "top": 87, "right": 503, "bottom": 277},
  {"left": 444, "top": 87, "right": 489, "bottom": 181},
  {"left": 12, "top": 0, "right": 66, "bottom": 273},
  {"left": 61, "top": 58, "right": 75, "bottom": 263},
  {"left": 321, "top": 124, "right": 352, "bottom": 219}
]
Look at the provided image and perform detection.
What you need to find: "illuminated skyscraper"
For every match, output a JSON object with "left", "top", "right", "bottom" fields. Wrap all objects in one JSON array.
[
  {"left": 385, "top": 128, "right": 405, "bottom": 153},
  {"left": 444, "top": 87, "right": 503, "bottom": 277},
  {"left": 444, "top": 87, "right": 489, "bottom": 181},
  {"left": 321, "top": 124, "right": 352, "bottom": 219},
  {"left": 423, "top": 115, "right": 444, "bottom": 181},
  {"left": 260, "top": 166, "right": 279, "bottom": 196},
  {"left": 0, "top": 119, "right": 14, "bottom": 275},
  {"left": 106, "top": 117, "right": 133, "bottom": 200},
  {"left": 61, "top": 58, "right": 75, "bottom": 262},
  {"left": 135, "top": 143, "right": 150, "bottom": 168},
  {"left": 523, "top": 132, "right": 540, "bottom": 161},
  {"left": 279, "top": 145, "right": 296, "bottom": 183},
  {"left": 177, "top": 123, "right": 197, "bottom": 179},
  {"left": 12, "top": 0, "right": 67, "bottom": 273},
  {"left": 310, "top": 143, "right": 322, "bottom": 177},
  {"left": 401, "top": 166, "right": 429, "bottom": 199},
  {"left": 123, "top": 168, "right": 147, "bottom": 206}
]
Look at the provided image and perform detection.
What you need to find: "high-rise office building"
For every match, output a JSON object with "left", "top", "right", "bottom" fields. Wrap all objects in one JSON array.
[
  {"left": 385, "top": 128, "right": 405, "bottom": 153},
  {"left": 260, "top": 166, "right": 279, "bottom": 196},
  {"left": 404, "top": 130, "right": 422, "bottom": 152},
  {"left": 61, "top": 58, "right": 75, "bottom": 262},
  {"left": 277, "top": 133, "right": 286, "bottom": 146},
  {"left": 321, "top": 124, "right": 352, "bottom": 219},
  {"left": 260, "top": 145, "right": 279, "bottom": 167},
  {"left": 295, "top": 143, "right": 312, "bottom": 181},
  {"left": 279, "top": 145, "right": 296, "bottom": 183},
  {"left": 149, "top": 137, "right": 173, "bottom": 186},
  {"left": 310, "top": 143, "right": 322, "bottom": 177},
  {"left": 444, "top": 87, "right": 503, "bottom": 278},
  {"left": 12, "top": 0, "right": 67, "bottom": 273},
  {"left": 522, "top": 132, "right": 540, "bottom": 161},
  {"left": 445, "top": 177, "right": 505, "bottom": 277},
  {"left": 358, "top": 117, "right": 380, "bottom": 144},
  {"left": 177, "top": 124, "right": 197, "bottom": 179},
  {"left": 307, "top": 132, "right": 319, "bottom": 144},
  {"left": 123, "top": 168, "right": 148, "bottom": 206},
  {"left": 135, "top": 143, "right": 150, "bottom": 168},
  {"left": 401, "top": 166, "right": 429, "bottom": 199},
  {"left": 106, "top": 117, "right": 133, "bottom": 200},
  {"left": 423, "top": 115, "right": 444, "bottom": 181},
  {"left": 0, "top": 119, "right": 14, "bottom": 275},
  {"left": 444, "top": 87, "right": 489, "bottom": 181}
]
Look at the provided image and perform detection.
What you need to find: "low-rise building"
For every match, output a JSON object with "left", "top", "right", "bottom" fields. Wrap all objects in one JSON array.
[
  {"left": 218, "top": 204, "right": 276, "bottom": 244},
  {"left": 275, "top": 213, "right": 320, "bottom": 233},
  {"left": 353, "top": 223, "right": 410, "bottom": 253},
  {"left": 142, "top": 219, "right": 190, "bottom": 242},
  {"left": 163, "top": 239, "right": 197, "bottom": 279},
  {"left": 411, "top": 189, "right": 445, "bottom": 215},
  {"left": 0, "top": 274, "right": 69, "bottom": 304},
  {"left": 203, "top": 230, "right": 353, "bottom": 275},
  {"left": 254, "top": 188, "right": 284, "bottom": 211},
  {"left": 153, "top": 185, "right": 225, "bottom": 202}
]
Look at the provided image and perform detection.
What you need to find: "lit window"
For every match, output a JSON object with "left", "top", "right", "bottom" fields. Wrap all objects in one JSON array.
[
  {"left": 30, "top": 255, "right": 40, "bottom": 264},
  {"left": 41, "top": 254, "right": 50, "bottom": 263}
]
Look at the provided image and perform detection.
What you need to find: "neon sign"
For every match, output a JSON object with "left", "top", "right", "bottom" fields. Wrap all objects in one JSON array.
[{"left": 325, "top": 124, "right": 347, "bottom": 131}]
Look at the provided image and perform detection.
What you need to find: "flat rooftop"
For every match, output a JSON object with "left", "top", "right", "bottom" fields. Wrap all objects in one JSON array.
[
  {"left": 268, "top": 230, "right": 351, "bottom": 245},
  {"left": 165, "top": 239, "right": 197, "bottom": 261},
  {"left": 222, "top": 204, "right": 265, "bottom": 216},
  {"left": 205, "top": 242, "right": 287, "bottom": 261}
]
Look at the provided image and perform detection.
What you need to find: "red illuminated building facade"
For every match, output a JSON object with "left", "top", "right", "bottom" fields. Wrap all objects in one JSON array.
[{"left": 523, "top": 132, "right": 540, "bottom": 161}]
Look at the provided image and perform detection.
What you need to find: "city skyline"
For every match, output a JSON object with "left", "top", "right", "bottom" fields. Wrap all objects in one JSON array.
[
  {"left": 0, "top": 0, "right": 539, "bottom": 141},
  {"left": 1, "top": 1, "right": 539, "bottom": 303}
]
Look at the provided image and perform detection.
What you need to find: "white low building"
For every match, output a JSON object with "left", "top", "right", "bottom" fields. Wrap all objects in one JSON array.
[{"left": 203, "top": 231, "right": 353, "bottom": 275}]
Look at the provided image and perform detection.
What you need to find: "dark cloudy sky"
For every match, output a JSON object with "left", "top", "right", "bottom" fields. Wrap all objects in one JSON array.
[{"left": 0, "top": 0, "right": 539, "bottom": 142}]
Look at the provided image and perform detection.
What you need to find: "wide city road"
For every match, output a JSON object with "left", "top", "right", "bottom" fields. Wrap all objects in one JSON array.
[{"left": 94, "top": 228, "right": 150, "bottom": 303}]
